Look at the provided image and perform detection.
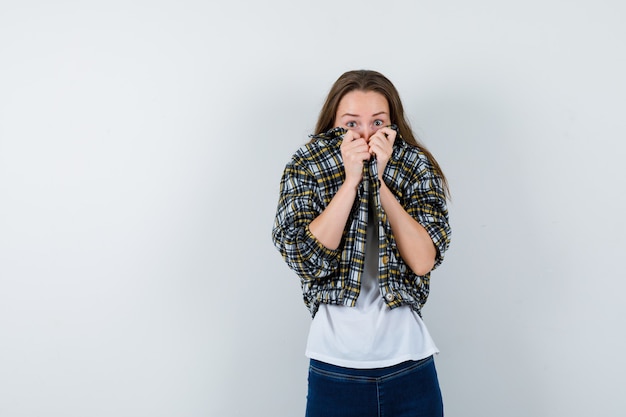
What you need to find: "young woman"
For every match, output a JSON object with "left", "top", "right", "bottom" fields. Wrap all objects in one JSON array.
[{"left": 272, "top": 70, "right": 452, "bottom": 417}]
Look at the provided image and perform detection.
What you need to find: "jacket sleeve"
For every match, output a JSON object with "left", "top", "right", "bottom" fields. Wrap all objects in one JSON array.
[
  {"left": 271, "top": 158, "right": 341, "bottom": 279},
  {"left": 403, "top": 153, "right": 452, "bottom": 270}
]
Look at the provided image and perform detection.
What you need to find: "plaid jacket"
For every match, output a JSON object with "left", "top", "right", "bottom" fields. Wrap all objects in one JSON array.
[{"left": 272, "top": 126, "right": 451, "bottom": 318}]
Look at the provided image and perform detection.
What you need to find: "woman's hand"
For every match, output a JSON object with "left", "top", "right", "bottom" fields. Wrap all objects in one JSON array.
[
  {"left": 368, "top": 126, "right": 396, "bottom": 179},
  {"left": 340, "top": 130, "right": 371, "bottom": 188}
]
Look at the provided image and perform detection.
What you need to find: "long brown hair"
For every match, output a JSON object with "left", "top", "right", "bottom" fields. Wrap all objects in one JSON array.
[{"left": 313, "top": 70, "right": 449, "bottom": 197}]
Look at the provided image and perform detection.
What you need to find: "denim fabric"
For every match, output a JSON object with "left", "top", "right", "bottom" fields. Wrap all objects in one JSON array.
[{"left": 305, "top": 356, "right": 443, "bottom": 417}]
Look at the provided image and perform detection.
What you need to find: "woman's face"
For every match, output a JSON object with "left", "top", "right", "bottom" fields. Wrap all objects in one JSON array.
[{"left": 334, "top": 90, "right": 390, "bottom": 141}]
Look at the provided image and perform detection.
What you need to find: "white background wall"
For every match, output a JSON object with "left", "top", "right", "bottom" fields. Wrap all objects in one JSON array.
[{"left": 1, "top": 1, "right": 625, "bottom": 416}]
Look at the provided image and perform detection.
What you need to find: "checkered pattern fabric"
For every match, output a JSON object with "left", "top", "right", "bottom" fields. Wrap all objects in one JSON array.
[{"left": 272, "top": 126, "right": 451, "bottom": 318}]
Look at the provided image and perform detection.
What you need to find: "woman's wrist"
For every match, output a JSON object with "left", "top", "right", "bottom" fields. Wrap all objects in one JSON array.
[{"left": 342, "top": 175, "right": 361, "bottom": 191}]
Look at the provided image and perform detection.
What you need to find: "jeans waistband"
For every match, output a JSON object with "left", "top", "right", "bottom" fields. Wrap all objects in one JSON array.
[{"left": 309, "top": 356, "right": 433, "bottom": 382}]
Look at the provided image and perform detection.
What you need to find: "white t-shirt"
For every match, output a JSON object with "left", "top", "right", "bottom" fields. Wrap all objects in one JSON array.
[{"left": 305, "top": 220, "right": 439, "bottom": 369}]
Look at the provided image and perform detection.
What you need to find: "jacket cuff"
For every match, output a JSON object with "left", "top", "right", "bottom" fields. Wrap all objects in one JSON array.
[{"left": 303, "top": 225, "right": 341, "bottom": 261}]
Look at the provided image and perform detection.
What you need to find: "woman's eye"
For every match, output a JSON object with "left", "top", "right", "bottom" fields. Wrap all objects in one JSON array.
[
  {"left": 374, "top": 120, "right": 384, "bottom": 127},
  {"left": 346, "top": 121, "right": 357, "bottom": 128}
]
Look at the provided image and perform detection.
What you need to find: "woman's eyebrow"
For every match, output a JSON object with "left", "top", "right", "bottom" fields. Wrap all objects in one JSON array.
[{"left": 340, "top": 111, "right": 388, "bottom": 118}]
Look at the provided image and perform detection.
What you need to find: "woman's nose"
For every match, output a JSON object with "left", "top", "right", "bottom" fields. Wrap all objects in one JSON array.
[{"left": 356, "top": 126, "right": 374, "bottom": 140}]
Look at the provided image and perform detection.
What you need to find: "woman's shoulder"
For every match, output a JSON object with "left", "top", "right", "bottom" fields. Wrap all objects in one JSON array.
[
  {"left": 290, "top": 135, "right": 342, "bottom": 163},
  {"left": 394, "top": 138, "right": 431, "bottom": 166}
]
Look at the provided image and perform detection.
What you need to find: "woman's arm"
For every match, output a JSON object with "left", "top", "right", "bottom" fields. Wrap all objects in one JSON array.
[
  {"left": 379, "top": 182, "right": 437, "bottom": 275},
  {"left": 369, "top": 126, "right": 439, "bottom": 276},
  {"left": 308, "top": 182, "right": 358, "bottom": 250},
  {"left": 309, "top": 130, "right": 370, "bottom": 250}
]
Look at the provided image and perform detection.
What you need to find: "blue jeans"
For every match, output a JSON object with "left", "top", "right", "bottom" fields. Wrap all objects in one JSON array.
[{"left": 305, "top": 356, "right": 443, "bottom": 417}]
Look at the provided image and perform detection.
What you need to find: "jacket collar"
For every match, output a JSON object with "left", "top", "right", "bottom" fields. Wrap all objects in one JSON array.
[{"left": 308, "top": 124, "right": 405, "bottom": 148}]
